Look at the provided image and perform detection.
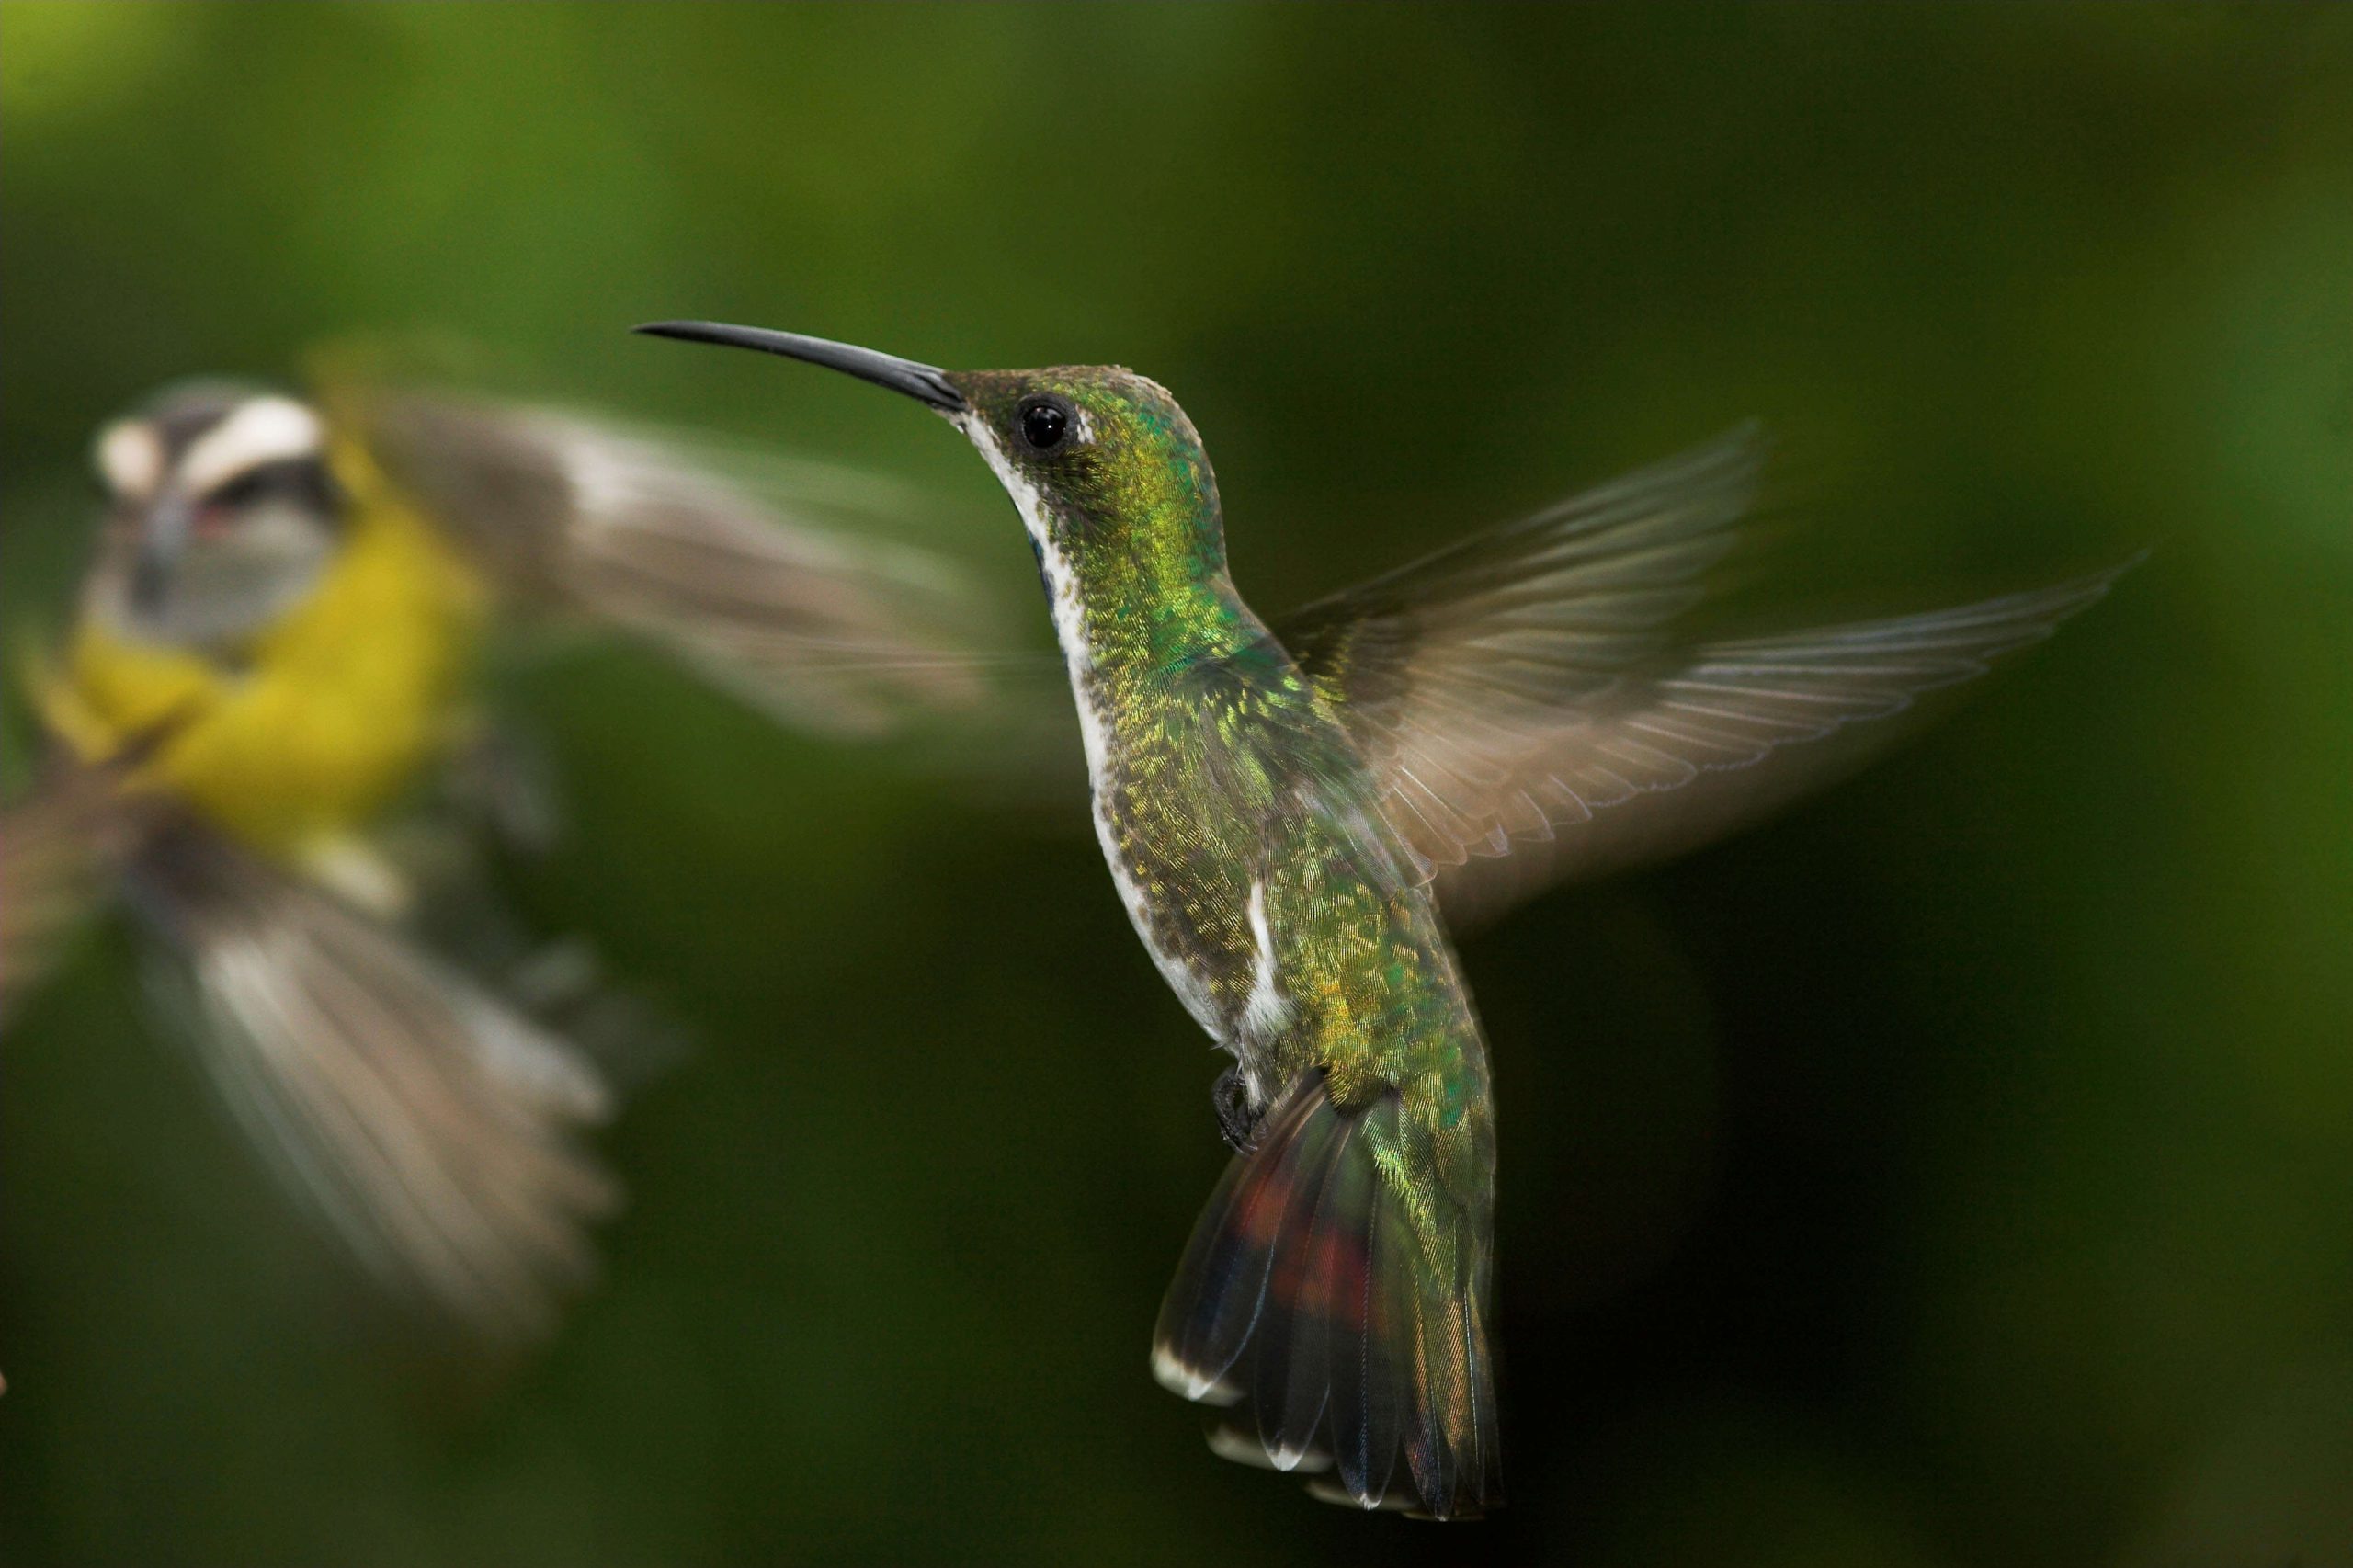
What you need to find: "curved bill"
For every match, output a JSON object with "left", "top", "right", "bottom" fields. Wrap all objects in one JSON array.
[{"left": 633, "top": 321, "right": 967, "bottom": 414}]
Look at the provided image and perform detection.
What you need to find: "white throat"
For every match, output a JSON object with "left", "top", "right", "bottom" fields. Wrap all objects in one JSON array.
[
  {"left": 957, "top": 414, "right": 1113, "bottom": 796},
  {"left": 956, "top": 415, "right": 1225, "bottom": 1041},
  {"left": 957, "top": 415, "right": 1090, "bottom": 675}
]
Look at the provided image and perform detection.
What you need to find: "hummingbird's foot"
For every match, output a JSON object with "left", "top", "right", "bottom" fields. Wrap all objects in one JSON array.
[{"left": 1212, "top": 1065, "right": 1262, "bottom": 1153}]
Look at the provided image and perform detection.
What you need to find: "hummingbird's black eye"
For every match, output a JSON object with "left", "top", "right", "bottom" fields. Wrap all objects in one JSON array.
[{"left": 1017, "top": 397, "right": 1071, "bottom": 452}]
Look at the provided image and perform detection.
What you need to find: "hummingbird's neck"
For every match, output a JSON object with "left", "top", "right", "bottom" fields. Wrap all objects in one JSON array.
[
  {"left": 1051, "top": 544, "right": 1259, "bottom": 685},
  {"left": 1038, "top": 536, "right": 1283, "bottom": 824},
  {"left": 963, "top": 416, "right": 1259, "bottom": 684}
]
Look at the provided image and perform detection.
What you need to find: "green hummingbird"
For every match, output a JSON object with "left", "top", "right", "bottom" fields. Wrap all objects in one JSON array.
[{"left": 637, "top": 320, "right": 2125, "bottom": 1519}]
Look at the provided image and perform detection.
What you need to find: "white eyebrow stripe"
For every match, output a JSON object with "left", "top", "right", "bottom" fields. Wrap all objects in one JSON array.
[
  {"left": 177, "top": 396, "right": 325, "bottom": 495},
  {"left": 95, "top": 420, "right": 165, "bottom": 500}
]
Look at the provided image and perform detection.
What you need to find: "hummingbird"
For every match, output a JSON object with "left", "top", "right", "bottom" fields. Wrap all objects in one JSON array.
[
  {"left": 637, "top": 320, "right": 2126, "bottom": 1518},
  {"left": 4, "top": 373, "right": 996, "bottom": 1338}
]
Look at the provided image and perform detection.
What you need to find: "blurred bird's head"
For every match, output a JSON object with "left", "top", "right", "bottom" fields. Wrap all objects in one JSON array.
[{"left": 87, "top": 382, "right": 346, "bottom": 650}]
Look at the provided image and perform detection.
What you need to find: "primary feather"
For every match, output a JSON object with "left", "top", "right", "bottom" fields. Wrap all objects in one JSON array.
[
  {"left": 1278, "top": 427, "right": 2130, "bottom": 926},
  {"left": 0, "top": 747, "right": 160, "bottom": 1019},
  {"left": 345, "top": 390, "right": 990, "bottom": 734}
]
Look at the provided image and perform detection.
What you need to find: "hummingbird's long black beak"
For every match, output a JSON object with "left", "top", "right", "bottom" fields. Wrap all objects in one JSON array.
[{"left": 632, "top": 321, "right": 968, "bottom": 414}]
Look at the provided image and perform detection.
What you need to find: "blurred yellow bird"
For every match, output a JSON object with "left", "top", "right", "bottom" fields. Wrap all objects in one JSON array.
[{"left": 3, "top": 375, "right": 989, "bottom": 1337}]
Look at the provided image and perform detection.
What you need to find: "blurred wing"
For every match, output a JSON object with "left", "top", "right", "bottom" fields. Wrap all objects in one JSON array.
[
  {"left": 131, "top": 823, "right": 617, "bottom": 1337},
  {"left": 1276, "top": 427, "right": 2128, "bottom": 928},
  {"left": 0, "top": 749, "right": 160, "bottom": 1020},
  {"left": 1420, "top": 579, "right": 2124, "bottom": 927},
  {"left": 344, "top": 388, "right": 991, "bottom": 735}
]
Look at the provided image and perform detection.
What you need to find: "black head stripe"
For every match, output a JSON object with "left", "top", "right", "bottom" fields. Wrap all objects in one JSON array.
[{"left": 203, "top": 455, "right": 343, "bottom": 518}]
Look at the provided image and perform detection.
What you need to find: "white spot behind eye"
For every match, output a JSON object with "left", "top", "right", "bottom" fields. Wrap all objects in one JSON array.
[
  {"left": 177, "top": 396, "right": 325, "bottom": 497},
  {"left": 95, "top": 421, "right": 164, "bottom": 500}
]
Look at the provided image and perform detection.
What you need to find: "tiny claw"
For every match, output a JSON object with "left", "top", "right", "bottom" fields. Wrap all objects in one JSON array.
[{"left": 1212, "top": 1065, "right": 1261, "bottom": 1153}]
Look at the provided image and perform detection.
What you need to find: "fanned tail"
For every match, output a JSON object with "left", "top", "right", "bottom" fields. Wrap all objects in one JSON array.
[
  {"left": 1151, "top": 1073, "right": 1501, "bottom": 1519},
  {"left": 130, "top": 823, "right": 618, "bottom": 1339}
]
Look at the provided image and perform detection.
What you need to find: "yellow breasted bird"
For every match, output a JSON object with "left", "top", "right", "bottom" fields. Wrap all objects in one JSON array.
[{"left": 2, "top": 376, "right": 989, "bottom": 1337}]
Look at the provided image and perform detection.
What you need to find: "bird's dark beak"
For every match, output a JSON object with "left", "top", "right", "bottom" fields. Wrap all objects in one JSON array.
[
  {"left": 633, "top": 321, "right": 968, "bottom": 414},
  {"left": 130, "top": 495, "right": 194, "bottom": 614}
]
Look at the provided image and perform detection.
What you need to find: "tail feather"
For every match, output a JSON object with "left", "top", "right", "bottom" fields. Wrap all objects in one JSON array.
[
  {"left": 1153, "top": 1073, "right": 1502, "bottom": 1519},
  {"left": 1150, "top": 1082, "right": 1344, "bottom": 1406},
  {"left": 130, "top": 822, "right": 617, "bottom": 1339}
]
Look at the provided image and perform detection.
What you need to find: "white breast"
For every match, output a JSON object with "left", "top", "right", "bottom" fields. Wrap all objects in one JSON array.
[{"left": 959, "top": 415, "right": 1229, "bottom": 1044}]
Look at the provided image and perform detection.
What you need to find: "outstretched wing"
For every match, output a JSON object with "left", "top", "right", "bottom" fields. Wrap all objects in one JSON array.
[
  {"left": 1, "top": 745, "right": 171, "bottom": 1022},
  {"left": 1276, "top": 427, "right": 2128, "bottom": 927},
  {"left": 131, "top": 822, "right": 617, "bottom": 1338},
  {"left": 342, "top": 388, "right": 992, "bottom": 736}
]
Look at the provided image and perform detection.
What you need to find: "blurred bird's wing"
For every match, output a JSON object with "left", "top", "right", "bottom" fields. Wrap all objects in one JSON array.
[
  {"left": 0, "top": 748, "right": 159, "bottom": 1020},
  {"left": 130, "top": 821, "right": 617, "bottom": 1338},
  {"left": 1275, "top": 426, "right": 2128, "bottom": 929},
  {"left": 340, "top": 388, "right": 992, "bottom": 736}
]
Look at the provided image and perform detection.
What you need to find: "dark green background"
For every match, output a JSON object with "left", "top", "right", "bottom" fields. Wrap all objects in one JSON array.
[{"left": 4, "top": 6, "right": 2349, "bottom": 1564}]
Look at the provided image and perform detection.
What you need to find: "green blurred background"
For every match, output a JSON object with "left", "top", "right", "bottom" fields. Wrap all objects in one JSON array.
[{"left": 4, "top": 6, "right": 2350, "bottom": 1564}]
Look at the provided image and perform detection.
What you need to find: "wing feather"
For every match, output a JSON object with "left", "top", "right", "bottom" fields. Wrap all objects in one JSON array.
[
  {"left": 343, "top": 389, "right": 993, "bottom": 735},
  {"left": 1275, "top": 427, "right": 2129, "bottom": 926},
  {"left": 1, "top": 748, "right": 163, "bottom": 1020}
]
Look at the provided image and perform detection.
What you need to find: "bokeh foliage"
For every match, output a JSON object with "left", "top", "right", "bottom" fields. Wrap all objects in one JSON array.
[{"left": 4, "top": 6, "right": 2350, "bottom": 1565}]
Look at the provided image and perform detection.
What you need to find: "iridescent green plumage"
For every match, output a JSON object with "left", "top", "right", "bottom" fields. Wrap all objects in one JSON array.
[
  {"left": 931, "top": 368, "right": 1506, "bottom": 1514},
  {"left": 637, "top": 320, "right": 2128, "bottom": 1521}
]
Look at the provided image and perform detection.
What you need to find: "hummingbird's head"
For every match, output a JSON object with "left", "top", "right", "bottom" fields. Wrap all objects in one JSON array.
[
  {"left": 943, "top": 365, "right": 1223, "bottom": 574},
  {"left": 633, "top": 324, "right": 1234, "bottom": 648},
  {"left": 87, "top": 381, "right": 346, "bottom": 651}
]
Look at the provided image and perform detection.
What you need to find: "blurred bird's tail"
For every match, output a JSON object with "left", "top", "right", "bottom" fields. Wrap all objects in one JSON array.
[
  {"left": 131, "top": 821, "right": 619, "bottom": 1340},
  {"left": 1151, "top": 1074, "right": 1502, "bottom": 1519}
]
